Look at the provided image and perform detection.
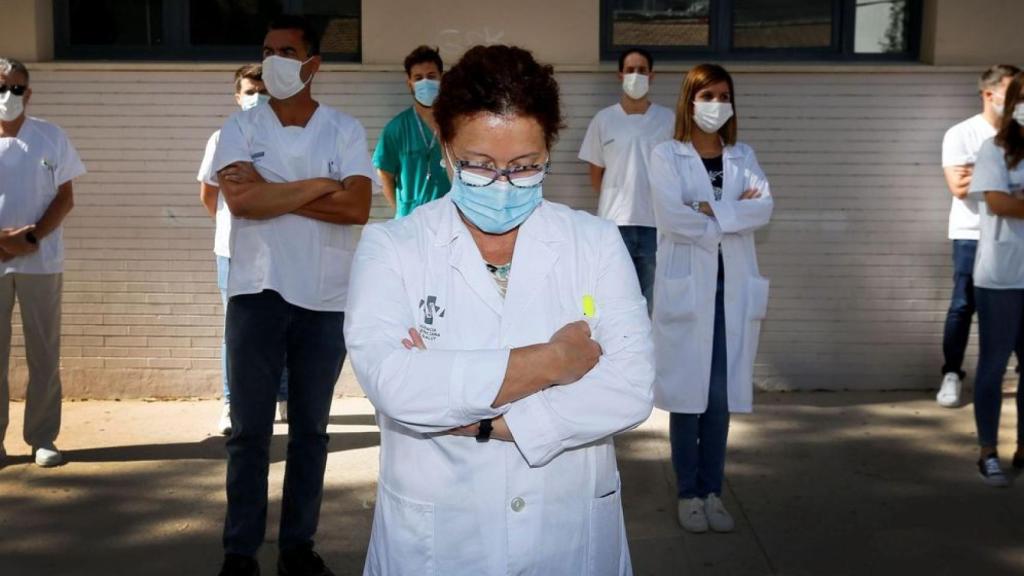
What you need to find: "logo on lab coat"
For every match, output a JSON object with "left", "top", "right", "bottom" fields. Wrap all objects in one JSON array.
[{"left": 418, "top": 295, "right": 445, "bottom": 341}]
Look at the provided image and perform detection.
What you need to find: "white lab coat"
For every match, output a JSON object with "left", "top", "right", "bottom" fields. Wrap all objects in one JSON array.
[
  {"left": 648, "top": 140, "right": 773, "bottom": 414},
  {"left": 345, "top": 197, "right": 654, "bottom": 576}
]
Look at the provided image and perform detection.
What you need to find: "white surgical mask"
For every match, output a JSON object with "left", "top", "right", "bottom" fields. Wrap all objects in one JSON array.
[
  {"left": 1013, "top": 103, "right": 1024, "bottom": 126},
  {"left": 0, "top": 92, "right": 24, "bottom": 122},
  {"left": 262, "top": 55, "right": 315, "bottom": 100},
  {"left": 693, "top": 101, "right": 734, "bottom": 134},
  {"left": 622, "top": 73, "right": 649, "bottom": 100},
  {"left": 240, "top": 92, "right": 270, "bottom": 111}
]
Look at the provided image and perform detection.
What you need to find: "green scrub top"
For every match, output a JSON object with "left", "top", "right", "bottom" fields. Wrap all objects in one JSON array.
[{"left": 373, "top": 107, "right": 451, "bottom": 218}]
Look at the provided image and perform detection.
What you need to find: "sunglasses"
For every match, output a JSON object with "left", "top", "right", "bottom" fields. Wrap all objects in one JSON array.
[{"left": 0, "top": 84, "right": 27, "bottom": 96}]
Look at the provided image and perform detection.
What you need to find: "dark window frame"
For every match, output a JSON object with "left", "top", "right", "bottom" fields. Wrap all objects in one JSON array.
[
  {"left": 53, "top": 0, "right": 361, "bottom": 62},
  {"left": 599, "top": 0, "right": 922, "bottom": 62}
]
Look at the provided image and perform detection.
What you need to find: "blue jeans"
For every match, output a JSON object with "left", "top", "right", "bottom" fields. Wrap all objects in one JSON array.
[
  {"left": 223, "top": 290, "right": 346, "bottom": 556},
  {"left": 218, "top": 256, "right": 287, "bottom": 403},
  {"left": 973, "top": 287, "right": 1024, "bottom": 449},
  {"left": 618, "top": 226, "right": 656, "bottom": 315},
  {"left": 942, "top": 240, "right": 977, "bottom": 378},
  {"left": 670, "top": 254, "right": 729, "bottom": 499}
]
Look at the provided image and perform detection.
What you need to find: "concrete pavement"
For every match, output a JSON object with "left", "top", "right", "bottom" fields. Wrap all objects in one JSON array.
[{"left": 1, "top": 392, "right": 1022, "bottom": 575}]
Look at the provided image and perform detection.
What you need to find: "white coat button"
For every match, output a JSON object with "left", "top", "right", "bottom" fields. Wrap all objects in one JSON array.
[{"left": 510, "top": 497, "right": 525, "bottom": 512}]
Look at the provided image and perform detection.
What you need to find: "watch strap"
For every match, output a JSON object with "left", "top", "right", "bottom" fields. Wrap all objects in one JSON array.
[{"left": 476, "top": 418, "right": 493, "bottom": 443}]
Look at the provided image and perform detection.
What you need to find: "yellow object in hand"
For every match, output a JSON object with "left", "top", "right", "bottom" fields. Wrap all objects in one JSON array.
[{"left": 582, "top": 294, "right": 596, "bottom": 318}]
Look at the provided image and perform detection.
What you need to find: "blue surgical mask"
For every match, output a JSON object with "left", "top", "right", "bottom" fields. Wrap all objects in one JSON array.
[
  {"left": 413, "top": 79, "right": 440, "bottom": 107},
  {"left": 240, "top": 92, "right": 269, "bottom": 111},
  {"left": 448, "top": 164, "right": 544, "bottom": 234}
]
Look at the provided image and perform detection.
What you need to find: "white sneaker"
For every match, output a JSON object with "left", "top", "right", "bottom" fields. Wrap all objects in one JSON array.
[
  {"left": 276, "top": 401, "right": 288, "bottom": 424},
  {"left": 705, "top": 494, "right": 736, "bottom": 533},
  {"left": 218, "top": 404, "right": 232, "bottom": 436},
  {"left": 937, "top": 372, "right": 962, "bottom": 408},
  {"left": 34, "top": 445, "right": 63, "bottom": 467},
  {"left": 677, "top": 497, "right": 708, "bottom": 533}
]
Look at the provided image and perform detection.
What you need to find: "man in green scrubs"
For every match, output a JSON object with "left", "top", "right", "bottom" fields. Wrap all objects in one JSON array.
[{"left": 373, "top": 46, "right": 450, "bottom": 218}]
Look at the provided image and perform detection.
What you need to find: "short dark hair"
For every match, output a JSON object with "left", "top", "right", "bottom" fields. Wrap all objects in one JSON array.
[
  {"left": 404, "top": 46, "right": 443, "bottom": 77},
  {"left": 434, "top": 45, "right": 564, "bottom": 150},
  {"left": 233, "top": 64, "right": 262, "bottom": 94},
  {"left": 267, "top": 14, "right": 321, "bottom": 56},
  {"left": 979, "top": 64, "right": 1020, "bottom": 92},
  {"left": 618, "top": 48, "right": 653, "bottom": 73}
]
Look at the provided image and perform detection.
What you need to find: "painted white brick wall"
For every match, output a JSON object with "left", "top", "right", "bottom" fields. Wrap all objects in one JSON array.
[{"left": 9, "top": 67, "right": 980, "bottom": 397}]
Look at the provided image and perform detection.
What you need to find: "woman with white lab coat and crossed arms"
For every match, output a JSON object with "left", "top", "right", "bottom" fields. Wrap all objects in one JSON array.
[
  {"left": 345, "top": 45, "right": 654, "bottom": 576},
  {"left": 648, "top": 63, "right": 773, "bottom": 535}
]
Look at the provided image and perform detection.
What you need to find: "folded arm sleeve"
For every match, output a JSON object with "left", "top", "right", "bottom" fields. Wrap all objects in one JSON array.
[
  {"left": 969, "top": 139, "right": 1010, "bottom": 196},
  {"left": 344, "top": 224, "right": 510, "bottom": 434},
  {"left": 211, "top": 114, "right": 252, "bottom": 174},
  {"left": 503, "top": 221, "right": 655, "bottom": 467},
  {"left": 339, "top": 121, "right": 379, "bottom": 185},
  {"left": 713, "top": 150, "right": 774, "bottom": 235},
  {"left": 197, "top": 131, "right": 220, "bottom": 186},
  {"left": 649, "top": 144, "right": 721, "bottom": 252},
  {"left": 578, "top": 115, "right": 605, "bottom": 166}
]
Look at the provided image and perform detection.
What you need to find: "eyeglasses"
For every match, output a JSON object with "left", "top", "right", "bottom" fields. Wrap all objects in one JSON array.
[
  {"left": 453, "top": 159, "right": 550, "bottom": 188},
  {"left": 0, "top": 84, "right": 27, "bottom": 96}
]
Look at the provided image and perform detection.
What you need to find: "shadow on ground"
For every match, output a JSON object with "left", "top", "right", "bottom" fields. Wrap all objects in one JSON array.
[
  {"left": 2, "top": 393, "right": 1023, "bottom": 576},
  {"left": 617, "top": 391, "right": 1024, "bottom": 576}
]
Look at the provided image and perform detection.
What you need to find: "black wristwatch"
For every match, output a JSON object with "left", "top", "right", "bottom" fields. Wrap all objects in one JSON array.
[
  {"left": 476, "top": 418, "right": 493, "bottom": 443},
  {"left": 25, "top": 232, "right": 38, "bottom": 245}
]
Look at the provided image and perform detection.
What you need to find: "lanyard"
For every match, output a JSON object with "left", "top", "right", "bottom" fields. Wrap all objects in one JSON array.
[
  {"left": 415, "top": 112, "right": 437, "bottom": 152},
  {"left": 415, "top": 112, "right": 437, "bottom": 186}
]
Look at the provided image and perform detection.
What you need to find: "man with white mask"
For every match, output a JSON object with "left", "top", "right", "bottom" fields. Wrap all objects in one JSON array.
[
  {"left": 0, "top": 58, "right": 85, "bottom": 469},
  {"left": 938, "top": 64, "right": 1020, "bottom": 408},
  {"left": 579, "top": 48, "right": 674, "bottom": 314},
  {"left": 373, "top": 45, "right": 451, "bottom": 218},
  {"left": 211, "top": 15, "right": 376, "bottom": 576},
  {"left": 196, "top": 64, "right": 289, "bottom": 436}
]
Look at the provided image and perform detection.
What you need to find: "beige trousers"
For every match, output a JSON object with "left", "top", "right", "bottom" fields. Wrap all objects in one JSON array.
[{"left": 0, "top": 273, "right": 62, "bottom": 449}]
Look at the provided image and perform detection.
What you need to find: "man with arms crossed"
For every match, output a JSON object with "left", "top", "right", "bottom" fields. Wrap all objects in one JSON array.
[
  {"left": 938, "top": 64, "right": 1020, "bottom": 408},
  {"left": 212, "top": 16, "right": 375, "bottom": 576}
]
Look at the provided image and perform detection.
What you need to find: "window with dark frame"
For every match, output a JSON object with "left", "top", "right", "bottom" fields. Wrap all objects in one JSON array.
[
  {"left": 54, "top": 0, "right": 361, "bottom": 61},
  {"left": 601, "top": 0, "right": 920, "bottom": 61}
]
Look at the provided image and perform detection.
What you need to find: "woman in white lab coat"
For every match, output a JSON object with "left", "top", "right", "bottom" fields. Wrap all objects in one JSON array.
[
  {"left": 967, "top": 71, "right": 1024, "bottom": 487},
  {"left": 648, "top": 64, "right": 773, "bottom": 534},
  {"left": 345, "top": 45, "right": 654, "bottom": 576}
]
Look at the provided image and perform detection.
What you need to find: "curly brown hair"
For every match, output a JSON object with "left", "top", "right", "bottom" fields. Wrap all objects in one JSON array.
[{"left": 433, "top": 45, "right": 564, "bottom": 150}]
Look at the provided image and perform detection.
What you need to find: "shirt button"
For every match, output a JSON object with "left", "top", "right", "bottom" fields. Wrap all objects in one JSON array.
[{"left": 510, "top": 497, "right": 525, "bottom": 512}]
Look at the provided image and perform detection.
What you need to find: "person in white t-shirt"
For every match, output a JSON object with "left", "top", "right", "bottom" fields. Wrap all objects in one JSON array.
[
  {"left": 966, "top": 70, "right": 1024, "bottom": 487},
  {"left": 579, "top": 48, "right": 674, "bottom": 314},
  {"left": 937, "top": 64, "right": 1020, "bottom": 408},
  {"left": 210, "top": 16, "right": 376, "bottom": 576},
  {"left": 0, "top": 58, "right": 85, "bottom": 469},
  {"left": 197, "top": 64, "right": 288, "bottom": 437}
]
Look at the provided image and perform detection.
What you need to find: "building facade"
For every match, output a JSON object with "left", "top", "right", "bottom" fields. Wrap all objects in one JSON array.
[{"left": 1, "top": 0, "right": 1023, "bottom": 397}]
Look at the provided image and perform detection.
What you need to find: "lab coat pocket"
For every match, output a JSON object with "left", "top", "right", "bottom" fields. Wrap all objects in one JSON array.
[
  {"left": 587, "top": 484, "right": 625, "bottom": 576},
  {"left": 747, "top": 276, "right": 771, "bottom": 321},
  {"left": 655, "top": 276, "right": 697, "bottom": 321},
  {"left": 320, "top": 245, "right": 354, "bottom": 303},
  {"left": 369, "top": 481, "right": 436, "bottom": 576}
]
